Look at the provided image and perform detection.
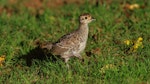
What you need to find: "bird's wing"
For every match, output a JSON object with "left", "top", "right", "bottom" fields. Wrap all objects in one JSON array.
[{"left": 54, "top": 32, "right": 80, "bottom": 48}]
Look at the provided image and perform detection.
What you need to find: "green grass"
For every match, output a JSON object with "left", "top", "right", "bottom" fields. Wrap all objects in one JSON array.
[{"left": 0, "top": 0, "right": 150, "bottom": 84}]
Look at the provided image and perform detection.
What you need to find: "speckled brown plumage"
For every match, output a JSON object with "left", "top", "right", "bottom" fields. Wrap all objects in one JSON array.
[{"left": 43, "top": 13, "right": 95, "bottom": 66}]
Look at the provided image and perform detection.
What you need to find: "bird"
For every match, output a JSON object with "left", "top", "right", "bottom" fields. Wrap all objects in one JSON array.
[{"left": 41, "top": 13, "right": 95, "bottom": 66}]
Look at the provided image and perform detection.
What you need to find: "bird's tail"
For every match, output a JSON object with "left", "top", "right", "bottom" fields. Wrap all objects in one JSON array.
[{"left": 40, "top": 42, "right": 53, "bottom": 50}]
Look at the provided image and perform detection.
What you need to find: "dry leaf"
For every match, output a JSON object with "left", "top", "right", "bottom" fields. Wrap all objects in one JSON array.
[
  {"left": 91, "top": 48, "right": 101, "bottom": 55},
  {"left": 124, "top": 3, "right": 140, "bottom": 10}
]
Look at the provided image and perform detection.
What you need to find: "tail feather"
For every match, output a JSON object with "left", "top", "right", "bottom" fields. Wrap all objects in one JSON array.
[{"left": 40, "top": 42, "right": 53, "bottom": 50}]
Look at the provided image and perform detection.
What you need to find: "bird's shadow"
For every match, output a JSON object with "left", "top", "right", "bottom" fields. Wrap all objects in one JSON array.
[{"left": 20, "top": 46, "right": 59, "bottom": 67}]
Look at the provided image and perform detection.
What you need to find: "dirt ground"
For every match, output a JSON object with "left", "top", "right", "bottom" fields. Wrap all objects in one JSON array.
[{"left": 0, "top": 0, "right": 103, "bottom": 16}]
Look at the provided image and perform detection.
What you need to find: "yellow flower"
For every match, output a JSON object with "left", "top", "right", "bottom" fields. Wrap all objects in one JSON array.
[
  {"left": 124, "top": 40, "right": 131, "bottom": 45},
  {"left": 130, "top": 37, "right": 143, "bottom": 52},
  {"left": 0, "top": 55, "right": 5, "bottom": 67},
  {"left": 137, "top": 37, "right": 143, "bottom": 42}
]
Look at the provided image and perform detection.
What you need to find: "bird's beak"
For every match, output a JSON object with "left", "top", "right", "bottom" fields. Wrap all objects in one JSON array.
[{"left": 92, "top": 17, "right": 96, "bottom": 21}]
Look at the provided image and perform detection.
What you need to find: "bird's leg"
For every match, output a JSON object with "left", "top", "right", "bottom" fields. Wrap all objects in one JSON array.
[
  {"left": 73, "top": 53, "right": 83, "bottom": 61},
  {"left": 73, "top": 53, "right": 84, "bottom": 65},
  {"left": 64, "top": 57, "right": 70, "bottom": 68}
]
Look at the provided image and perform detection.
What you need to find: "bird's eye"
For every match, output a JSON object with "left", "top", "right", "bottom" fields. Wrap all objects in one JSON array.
[{"left": 85, "top": 17, "right": 87, "bottom": 19}]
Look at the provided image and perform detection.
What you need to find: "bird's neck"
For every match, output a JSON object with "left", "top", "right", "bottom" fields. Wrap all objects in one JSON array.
[
  {"left": 77, "top": 23, "right": 89, "bottom": 40},
  {"left": 78, "top": 23, "right": 89, "bottom": 33}
]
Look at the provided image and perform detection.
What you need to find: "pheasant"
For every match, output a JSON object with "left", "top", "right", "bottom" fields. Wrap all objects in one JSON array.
[{"left": 42, "top": 13, "right": 95, "bottom": 66}]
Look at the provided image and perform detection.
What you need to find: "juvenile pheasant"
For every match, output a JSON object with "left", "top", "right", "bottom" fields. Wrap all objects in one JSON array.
[{"left": 42, "top": 13, "right": 95, "bottom": 65}]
